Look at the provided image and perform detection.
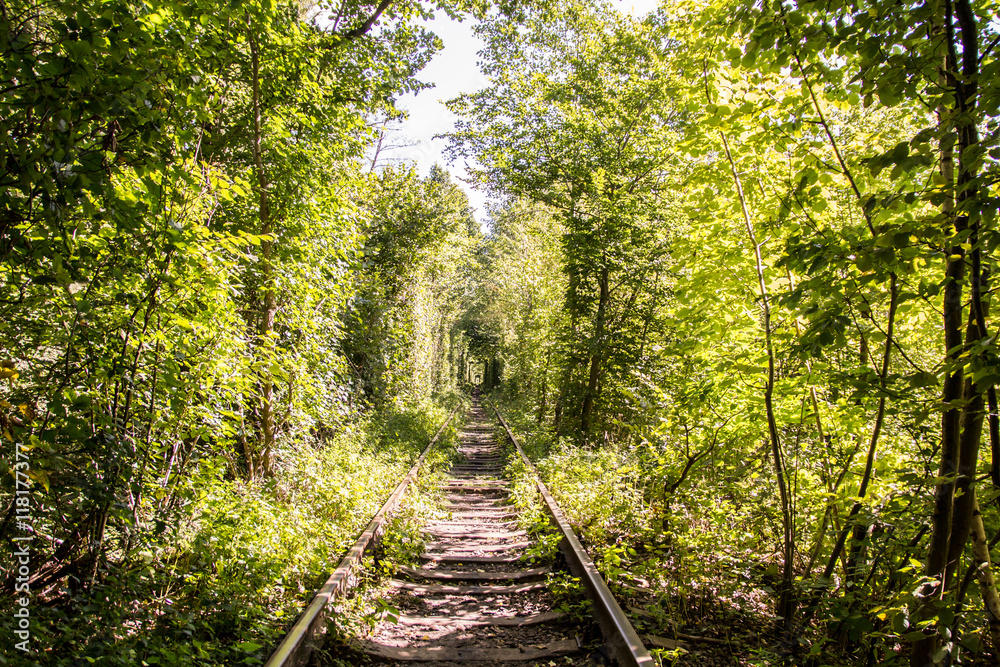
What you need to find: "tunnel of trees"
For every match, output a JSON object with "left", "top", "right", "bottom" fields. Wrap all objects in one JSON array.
[{"left": 2, "top": 0, "right": 999, "bottom": 664}]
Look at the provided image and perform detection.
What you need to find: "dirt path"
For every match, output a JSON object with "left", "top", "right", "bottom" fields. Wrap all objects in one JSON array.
[{"left": 351, "top": 399, "right": 584, "bottom": 666}]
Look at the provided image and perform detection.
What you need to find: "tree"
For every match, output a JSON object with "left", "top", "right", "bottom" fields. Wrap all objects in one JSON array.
[
  {"left": 449, "top": 0, "right": 681, "bottom": 438},
  {"left": 0, "top": 0, "right": 472, "bottom": 659}
]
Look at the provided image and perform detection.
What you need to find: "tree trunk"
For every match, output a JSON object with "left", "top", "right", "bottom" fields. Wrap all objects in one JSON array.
[
  {"left": 846, "top": 318, "right": 873, "bottom": 584},
  {"left": 912, "top": 1, "right": 979, "bottom": 663},
  {"left": 945, "top": 301, "right": 989, "bottom": 588},
  {"left": 969, "top": 493, "right": 1000, "bottom": 653},
  {"left": 553, "top": 360, "right": 574, "bottom": 432},
  {"left": 581, "top": 262, "right": 609, "bottom": 436},
  {"left": 85, "top": 499, "right": 111, "bottom": 590},
  {"left": 989, "top": 384, "right": 1000, "bottom": 490},
  {"left": 538, "top": 351, "right": 549, "bottom": 425}
]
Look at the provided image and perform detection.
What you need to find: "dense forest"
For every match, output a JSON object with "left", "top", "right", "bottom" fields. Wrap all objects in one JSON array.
[{"left": 2, "top": 0, "right": 999, "bottom": 665}]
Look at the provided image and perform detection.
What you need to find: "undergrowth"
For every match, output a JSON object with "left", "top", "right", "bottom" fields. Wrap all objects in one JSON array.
[
  {"left": 488, "top": 391, "right": 776, "bottom": 664},
  {"left": 1, "top": 393, "right": 467, "bottom": 666},
  {"left": 316, "top": 412, "right": 466, "bottom": 664},
  {"left": 492, "top": 402, "right": 598, "bottom": 641}
]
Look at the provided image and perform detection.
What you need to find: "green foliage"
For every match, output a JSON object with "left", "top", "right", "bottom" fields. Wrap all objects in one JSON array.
[
  {"left": 4, "top": 0, "right": 1000, "bottom": 663},
  {"left": 0, "top": 397, "right": 454, "bottom": 665},
  {"left": 340, "top": 167, "right": 482, "bottom": 406},
  {"left": 0, "top": 0, "right": 481, "bottom": 661},
  {"left": 450, "top": 0, "right": 682, "bottom": 435},
  {"left": 547, "top": 572, "right": 593, "bottom": 624},
  {"left": 452, "top": 0, "right": 1000, "bottom": 662}
]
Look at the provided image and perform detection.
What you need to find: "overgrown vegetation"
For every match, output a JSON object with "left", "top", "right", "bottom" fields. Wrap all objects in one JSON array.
[
  {"left": 455, "top": 0, "right": 1000, "bottom": 664},
  {"left": 4, "top": 0, "right": 1000, "bottom": 664},
  {"left": 0, "top": 0, "right": 482, "bottom": 662},
  {"left": 315, "top": 420, "right": 466, "bottom": 667},
  {"left": 6, "top": 397, "right": 462, "bottom": 665}
]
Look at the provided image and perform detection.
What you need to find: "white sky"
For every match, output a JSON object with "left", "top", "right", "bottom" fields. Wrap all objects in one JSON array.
[{"left": 386, "top": 0, "right": 663, "bottom": 226}]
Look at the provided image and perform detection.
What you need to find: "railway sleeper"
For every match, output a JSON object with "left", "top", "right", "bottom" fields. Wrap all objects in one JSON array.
[
  {"left": 397, "top": 565, "right": 552, "bottom": 583},
  {"left": 341, "top": 402, "right": 588, "bottom": 664},
  {"left": 351, "top": 638, "right": 580, "bottom": 663}
]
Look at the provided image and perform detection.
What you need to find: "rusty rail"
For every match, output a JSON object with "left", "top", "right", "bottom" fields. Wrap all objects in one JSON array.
[
  {"left": 489, "top": 401, "right": 656, "bottom": 667},
  {"left": 263, "top": 404, "right": 461, "bottom": 667}
]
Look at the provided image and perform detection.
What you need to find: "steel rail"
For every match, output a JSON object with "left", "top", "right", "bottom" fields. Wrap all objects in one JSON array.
[
  {"left": 263, "top": 404, "right": 461, "bottom": 667},
  {"left": 489, "top": 401, "right": 655, "bottom": 667}
]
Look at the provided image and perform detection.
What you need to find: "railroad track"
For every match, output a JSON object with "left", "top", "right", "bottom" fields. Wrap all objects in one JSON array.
[{"left": 265, "top": 397, "right": 653, "bottom": 666}]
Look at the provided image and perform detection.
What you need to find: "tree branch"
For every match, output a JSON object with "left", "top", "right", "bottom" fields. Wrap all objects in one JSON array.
[{"left": 341, "top": 0, "right": 393, "bottom": 39}]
